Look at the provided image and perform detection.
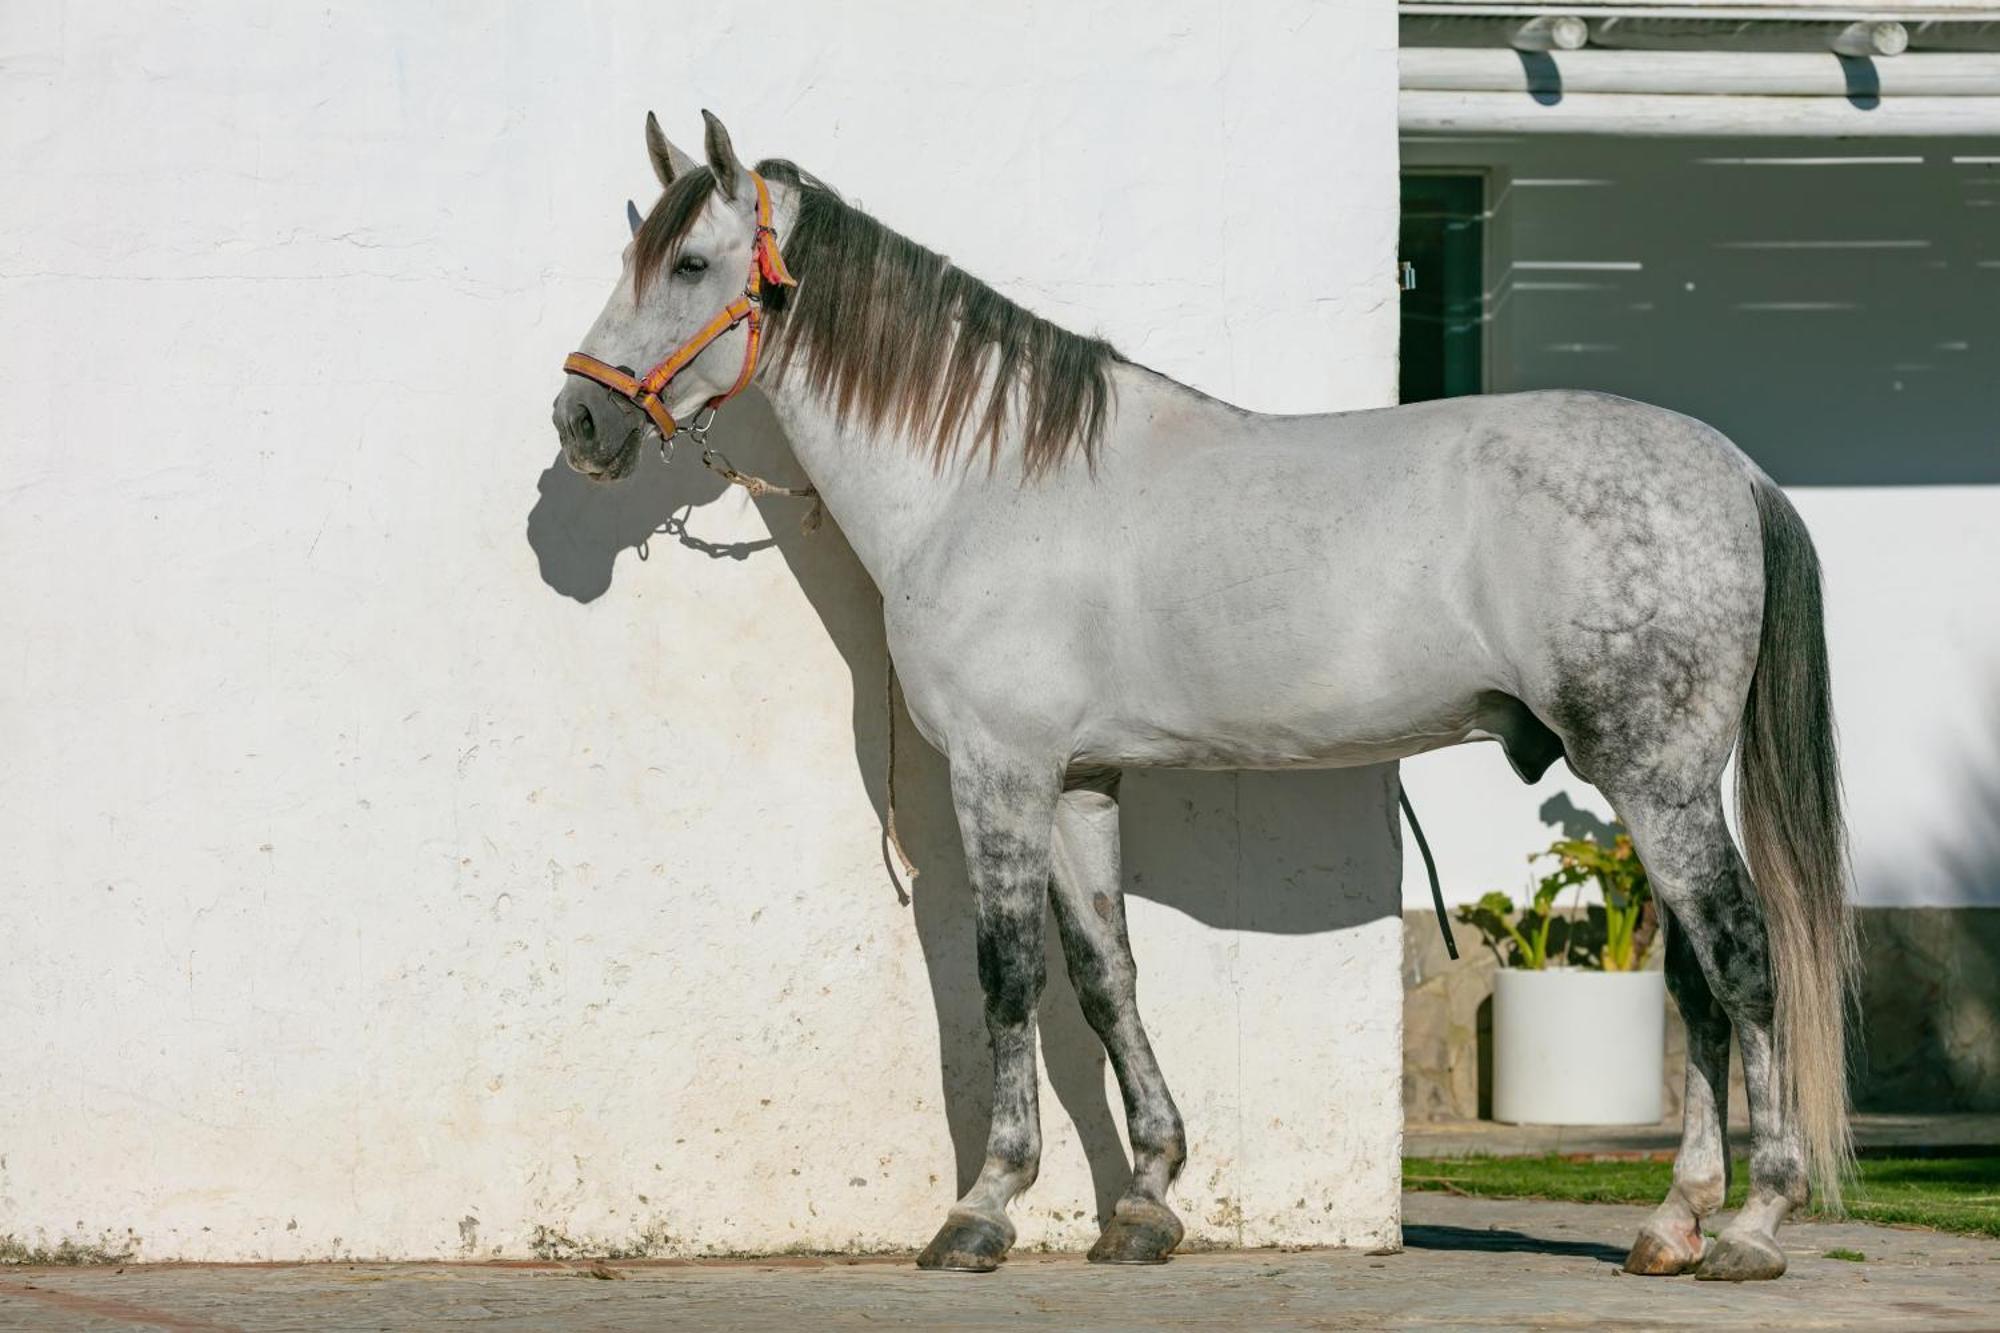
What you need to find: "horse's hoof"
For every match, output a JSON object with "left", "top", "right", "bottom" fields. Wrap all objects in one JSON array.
[
  {"left": 1694, "top": 1231, "right": 1787, "bottom": 1282},
  {"left": 1623, "top": 1224, "right": 1703, "bottom": 1276},
  {"left": 916, "top": 1212, "right": 1011, "bottom": 1272},
  {"left": 1088, "top": 1200, "right": 1184, "bottom": 1265}
]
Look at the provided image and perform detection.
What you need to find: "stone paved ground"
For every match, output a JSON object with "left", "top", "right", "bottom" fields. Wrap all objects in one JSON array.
[{"left": 4, "top": 1194, "right": 1997, "bottom": 1331}]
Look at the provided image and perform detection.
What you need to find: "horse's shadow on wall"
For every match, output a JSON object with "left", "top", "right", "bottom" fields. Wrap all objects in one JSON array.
[{"left": 526, "top": 393, "right": 1401, "bottom": 1223}]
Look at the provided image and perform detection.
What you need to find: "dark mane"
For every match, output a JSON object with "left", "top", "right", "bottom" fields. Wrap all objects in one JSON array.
[{"left": 634, "top": 159, "right": 1122, "bottom": 477}]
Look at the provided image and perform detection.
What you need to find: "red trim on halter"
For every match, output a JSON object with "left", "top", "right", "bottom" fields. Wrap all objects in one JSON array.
[{"left": 563, "top": 171, "right": 797, "bottom": 439}]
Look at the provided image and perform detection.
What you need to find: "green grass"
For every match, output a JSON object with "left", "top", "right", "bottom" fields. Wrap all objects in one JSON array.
[
  {"left": 1404, "top": 1154, "right": 2000, "bottom": 1240},
  {"left": 1822, "top": 1247, "right": 1866, "bottom": 1262}
]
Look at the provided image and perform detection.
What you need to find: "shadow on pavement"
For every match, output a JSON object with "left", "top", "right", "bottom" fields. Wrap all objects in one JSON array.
[{"left": 1403, "top": 1223, "right": 1626, "bottom": 1264}]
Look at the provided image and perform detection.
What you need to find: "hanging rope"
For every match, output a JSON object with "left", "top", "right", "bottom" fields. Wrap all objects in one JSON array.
[
  {"left": 884, "top": 655, "right": 920, "bottom": 886},
  {"left": 700, "top": 447, "right": 822, "bottom": 534},
  {"left": 697, "top": 452, "right": 915, "bottom": 890}
]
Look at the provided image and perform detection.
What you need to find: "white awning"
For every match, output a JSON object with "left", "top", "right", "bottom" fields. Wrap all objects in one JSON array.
[
  {"left": 1403, "top": 86, "right": 2000, "bottom": 132},
  {"left": 1405, "top": 47, "right": 2000, "bottom": 92},
  {"left": 1400, "top": 5, "right": 2000, "bottom": 133},
  {"left": 1403, "top": 49, "right": 2000, "bottom": 133}
]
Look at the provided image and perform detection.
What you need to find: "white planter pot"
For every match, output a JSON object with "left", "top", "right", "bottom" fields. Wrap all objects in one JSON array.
[{"left": 1491, "top": 968, "right": 1665, "bottom": 1126}]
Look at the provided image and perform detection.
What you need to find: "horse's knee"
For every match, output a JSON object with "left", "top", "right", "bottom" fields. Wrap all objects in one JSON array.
[
  {"left": 984, "top": 1120, "right": 1042, "bottom": 1181},
  {"left": 976, "top": 933, "right": 1046, "bottom": 1029},
  {"left": 1073, "top": 966, "right": 1135, "bottom": 1037}
]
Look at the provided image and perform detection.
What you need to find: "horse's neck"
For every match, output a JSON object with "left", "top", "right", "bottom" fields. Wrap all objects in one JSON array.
[
  {"left": 761, "top": 361, "right": 1241, "bottom": 589},
  {"left": 759, "top": 385, "right": 965, "bottom": 590}
]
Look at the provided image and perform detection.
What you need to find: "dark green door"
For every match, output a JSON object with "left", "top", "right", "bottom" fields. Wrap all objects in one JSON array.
[{"left": 1399, "top": 174, "right": 1484, "bottom": 404}]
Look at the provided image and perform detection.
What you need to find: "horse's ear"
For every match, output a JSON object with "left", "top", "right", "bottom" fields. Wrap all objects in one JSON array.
[
  {"left": 644, "top": 110, "right": 696, "bottom": 189},
  {"left": 701, "top": 108, "right": 742, "bottom": 201}
]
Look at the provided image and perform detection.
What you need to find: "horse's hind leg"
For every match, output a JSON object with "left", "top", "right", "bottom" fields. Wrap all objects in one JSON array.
[
  {"left": 916, "top": 749, "right": 1062, "bottom": 1272},
  {"left": 1624, "top": 906, "right": 1733, "bottom": 1275},
  {"left": 1607, "top": 790, "right": 1804, "bottom": 1281},
  {"left": 1047, "top": 770, "right": 1187, "bottom": 1264}
]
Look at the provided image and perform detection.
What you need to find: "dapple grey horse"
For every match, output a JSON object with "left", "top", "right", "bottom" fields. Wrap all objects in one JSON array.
[{"left": 552, "top": 113, "right": 1855, "bottom": 1282}]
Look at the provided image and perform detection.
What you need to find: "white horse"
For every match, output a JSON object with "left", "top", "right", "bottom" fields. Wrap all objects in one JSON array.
[{"left": 553, "top": 113, "right": 1855, "bottom": 1282}]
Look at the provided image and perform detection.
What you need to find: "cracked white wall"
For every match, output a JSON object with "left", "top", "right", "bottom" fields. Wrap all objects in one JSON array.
[{"left": 0, "top": 3, "right": 1404, "bottom": 1260}]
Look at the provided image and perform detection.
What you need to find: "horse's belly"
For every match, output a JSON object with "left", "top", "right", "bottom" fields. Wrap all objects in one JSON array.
[
  {"left": 1074, "top": 712, "right": 1483, "bottom": 771},
  {"left": 1073, "top": 675, "right": 1491, "bottom": 771},
  {"left": 1070, "top": 578, "right": 1501, "bottom": 771}
]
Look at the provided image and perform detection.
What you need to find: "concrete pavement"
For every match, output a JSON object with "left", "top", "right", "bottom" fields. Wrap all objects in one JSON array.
[{"left": 3, "top": 1192, "right": 1997, "bottom": 1330}]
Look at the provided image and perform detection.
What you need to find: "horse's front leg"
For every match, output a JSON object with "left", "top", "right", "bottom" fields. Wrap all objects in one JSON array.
[
  {"left": 1048, "top": 770, "right": 1187, "bottom": 1263},
  {"left": 916, "top": 750, "right": 1063, "bottom": 1272}
]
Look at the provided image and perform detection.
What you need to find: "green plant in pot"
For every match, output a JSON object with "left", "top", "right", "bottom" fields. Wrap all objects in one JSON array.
[
  {"left": 1459, "top": 825, "right": 1667, "bottom": 1125},
  {"left": 1457, "top": 828, "right": 1658, "bottom": 971}
]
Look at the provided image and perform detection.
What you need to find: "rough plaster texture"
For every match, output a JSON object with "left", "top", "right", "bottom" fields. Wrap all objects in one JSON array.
[
  {"left": 1394, "top": 136, "right": 2000, "bottom": 913},
  {"left": 0, "top": 3, "right": 1402, "bottom": 1262}
]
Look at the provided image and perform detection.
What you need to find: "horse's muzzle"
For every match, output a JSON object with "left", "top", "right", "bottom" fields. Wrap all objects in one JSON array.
[{"left": 554, "top": 380, "right": 641, "bottom": 479}]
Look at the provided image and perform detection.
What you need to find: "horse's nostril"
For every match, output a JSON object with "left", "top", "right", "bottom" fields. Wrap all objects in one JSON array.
[{"left": 567, "top": 401, "right": 595, "bottom": 442}]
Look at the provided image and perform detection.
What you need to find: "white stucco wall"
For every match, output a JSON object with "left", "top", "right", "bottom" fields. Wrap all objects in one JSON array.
[
  {"left": 0, "top": 4, "right": 1403, "bottom": 1261},
  {"left": 1398, "top": 135, "right": 2000, "bottom": 911}
]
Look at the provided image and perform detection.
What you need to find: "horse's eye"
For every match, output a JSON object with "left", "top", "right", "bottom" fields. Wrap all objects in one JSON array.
[{"left": 674, "top": 254, "right": 709, "bottom": 277}]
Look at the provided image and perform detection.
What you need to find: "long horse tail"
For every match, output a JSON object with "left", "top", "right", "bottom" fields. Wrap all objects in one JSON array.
[{"left": 1737, "top": 473, "right": 1859, "bottom": 1211}]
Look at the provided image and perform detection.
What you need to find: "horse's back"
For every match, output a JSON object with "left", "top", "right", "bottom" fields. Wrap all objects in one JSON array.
[{"left": 1134, "top": 385, "right": 1767, "bottom": 674}]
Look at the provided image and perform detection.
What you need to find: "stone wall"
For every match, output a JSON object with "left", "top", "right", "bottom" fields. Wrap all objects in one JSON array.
[
  {"left": 1404, "top": 908, "right": 1998, "bottom": 1123},
  {"left": 1853, "top": 908, "right": 2000, "bottom": 1111}
]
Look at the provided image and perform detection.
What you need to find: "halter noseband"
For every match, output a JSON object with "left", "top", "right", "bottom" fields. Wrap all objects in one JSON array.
[{"left": 564, "top": 171, "right": 797, "bottom": 449}]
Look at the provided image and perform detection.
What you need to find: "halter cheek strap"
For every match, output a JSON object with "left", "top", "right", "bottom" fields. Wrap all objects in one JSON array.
[{"left": 564, "top": 171, "right": 797, "bottom": 442}]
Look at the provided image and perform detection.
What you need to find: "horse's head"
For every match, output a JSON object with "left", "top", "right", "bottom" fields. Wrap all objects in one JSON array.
[{"left": 553, "top": 111, "right": 792, "bottom": 482}]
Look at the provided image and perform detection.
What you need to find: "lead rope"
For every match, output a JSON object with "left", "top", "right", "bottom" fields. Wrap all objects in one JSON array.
[
  {"left": 1399, "top": 780, "right": 1457, "bottom": 960},
  {"left": 692, "top": 442, "right": 915, "bottom": 886},
  {"left": 884, "top": 656, "right": 919, "bottom": 886},
  {"left": 698, "top": 447, "right": 823, "bottom": 534}
]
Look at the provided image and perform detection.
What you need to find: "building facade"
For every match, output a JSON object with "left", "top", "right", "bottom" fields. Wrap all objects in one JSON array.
[{"left": 1396, "top": 1, "right": 2000, "bottom": 1118}]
